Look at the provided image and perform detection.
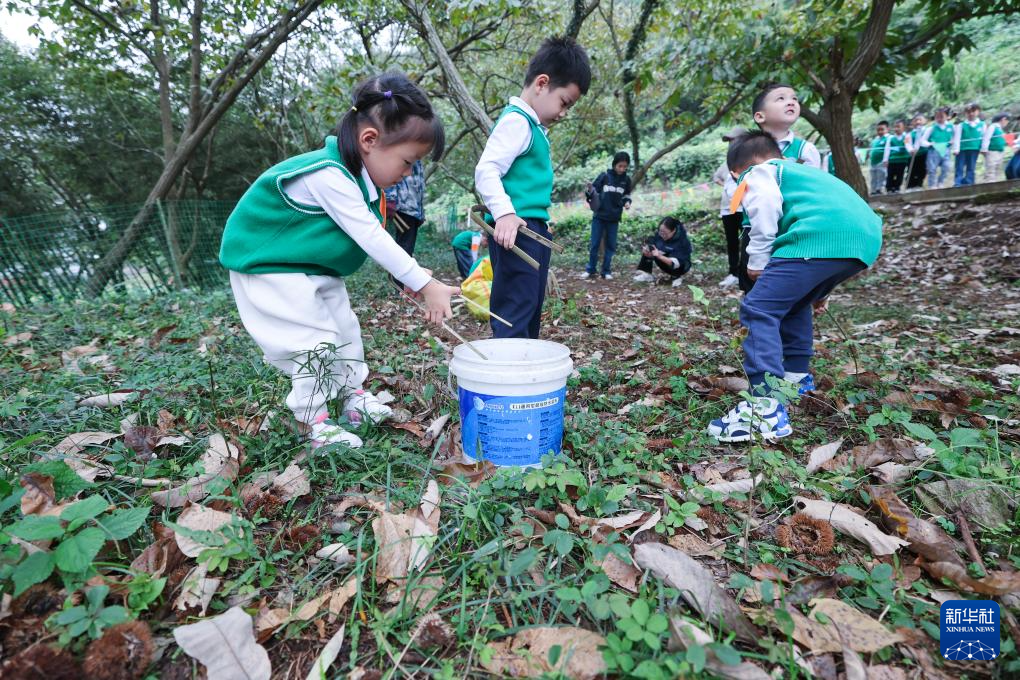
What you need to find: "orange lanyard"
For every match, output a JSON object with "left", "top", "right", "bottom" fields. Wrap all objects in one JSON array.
[{"left": 729, "top": 179, "right": 748, "bottom": 214}]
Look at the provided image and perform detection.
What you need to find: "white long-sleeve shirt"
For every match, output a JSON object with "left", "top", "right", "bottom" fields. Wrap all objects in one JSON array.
[
  {"left": 474, "top": 97, "right": 546, "bottom": 220},
  {"left": 741, "top": 163, "right": 785, "bottom": 271},
  {"left": 881, "top": 132, "right": 914, "bottom": 163},
  {"left": 282, "top": 165, "right": 431, "bottom": 291},
  {"left": 981, "top": 122, "right": 1004, "bottom": 152},
  {"left": 917, "top": 122, "right": 953, "bottom": 152},
  {"left": 712, "top": 161, "right": 739, "bottom": 216},
  {"left": 776, "top": 130, "right": 822, "bottom": 169},
  {"left": 951, "top": 119, "right": 984, "bottom": 154}
]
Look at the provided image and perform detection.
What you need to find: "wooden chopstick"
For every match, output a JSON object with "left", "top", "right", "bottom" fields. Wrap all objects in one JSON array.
[
  {"left": 468, "top": 210, "right": 540, "bottom": 270},
  {"left": 471, "top": 205, "right": 563, "bottom": 253},
  {"left": 456, "top": 296, "right": 513, "bottom": 328},
  {"left": 401, "top": 290, "right": 488, "bottom": 360}
]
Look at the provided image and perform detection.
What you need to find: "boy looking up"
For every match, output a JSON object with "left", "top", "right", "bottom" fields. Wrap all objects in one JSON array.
[
  {"left": 707, "top": 131, "right": 882, "bottom": 442},
  {"left": 474, "top": 37, "right": 591, "bottom": 339},
  {"left": 751, "top": 83, "right": 821, "bottom": 169}
]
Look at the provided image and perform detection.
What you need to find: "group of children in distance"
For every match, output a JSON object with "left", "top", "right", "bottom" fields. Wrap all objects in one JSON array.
[
  {"left": 217, "top": 38, "right": 883, "bottom": 451},
  {"left": 867, "top": 104, "right": 1013, "bottom": 193}
]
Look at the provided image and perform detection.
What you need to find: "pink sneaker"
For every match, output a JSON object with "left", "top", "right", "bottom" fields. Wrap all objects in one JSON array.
[{"left": 343, "top": 389, "right": 393, "bottom": 426}]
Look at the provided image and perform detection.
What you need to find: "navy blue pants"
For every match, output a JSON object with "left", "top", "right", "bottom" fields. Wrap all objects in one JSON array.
[
  {"left": 955, "top": 150, "right": 979, "bottom": 186},
  {"left": 741, "top": 258, "right": 866, "bottom": 395},
  {"left": 453, "top": 247, "right": 474, "bottom": 278},
  {"left": 490, "top": 219, "right": 552, "bottom": 339},
  {"left": 586, "top": 218, "right": 619, "bottom": 276}
]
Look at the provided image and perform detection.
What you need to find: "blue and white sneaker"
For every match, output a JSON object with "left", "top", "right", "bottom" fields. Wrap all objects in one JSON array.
[
  {"left": 707, "top": 397, "right": 793, "bottom": 443},
  {"left": 795, "top": 374, "right": 815, "bottom": 394}
]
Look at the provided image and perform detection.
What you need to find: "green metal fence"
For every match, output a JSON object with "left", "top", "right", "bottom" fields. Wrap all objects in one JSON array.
[{"left": 0, "top": 200, "right": 235, "bottom": 305}]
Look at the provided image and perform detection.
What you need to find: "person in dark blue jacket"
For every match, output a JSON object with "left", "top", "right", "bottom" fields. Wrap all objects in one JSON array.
[
  {"left": 582, "top": 151, "right": 632, "bottom": 280},
  {"left": 633, "top": 217, "right": 692, "bottom": 288}
]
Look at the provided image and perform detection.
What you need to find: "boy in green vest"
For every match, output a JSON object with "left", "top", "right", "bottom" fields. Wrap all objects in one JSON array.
[
  {"left": 952, "top": 102, "right": 985, "bottom": 187},
  {"left": 475, "top": 37, "right": 591, "bottom": 338},
  {"left": 883, "top": 119, "right": 912, "bottom": 193},
  {"left": 707, "top": 131, "right": 882, "bottom": 442},
  {"left": 868, "top": 120, "right": 890, "bottom": 195},
  {"left": 451, "top": 229, "right": 487, "bottom": 278},
  {"left": 751, "top": 83, "right": 822, "bottom": 169},
  {"left": 906, "top": 114, "right": 928, "bottom": 189},
  {"left": 920, "top": 107, "right": 954, "bottom": 188},
  {"left": 981, "top": 113, "right": 1009, "bottom": 182}
]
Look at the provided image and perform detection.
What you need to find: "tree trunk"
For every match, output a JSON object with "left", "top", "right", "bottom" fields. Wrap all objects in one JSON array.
[{"left": 821, "top": 94, "right": 868, "bottom": 198}]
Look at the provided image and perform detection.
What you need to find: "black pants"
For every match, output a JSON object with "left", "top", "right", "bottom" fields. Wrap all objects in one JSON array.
[
  {"left": 737, "top": 228, "right": 755, "bottom": 293},
  {"left": 721, "top": 212, "right": 743, "bottom": 277},
  {"left": 906, "top": 153, "right": 927, "bottom": 189},
  {"left": 388, "top": 212, "right": 423, "bottom": 289},
  {"left": 490, "top": 218, "right": 552, "bottom": 339},
  {"left": 637, "top": 255, "right": 690, "bottom": 278},
  {"left": 886, "top": 162, "right": 907, "bottom": 193},
  {"left": 453, "top": 248, "right": 474, "bottom": 278}
]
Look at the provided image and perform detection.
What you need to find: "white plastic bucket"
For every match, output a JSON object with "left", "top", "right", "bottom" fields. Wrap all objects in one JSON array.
[{"left": 449, "top": 339, "right": 573, "bottom": 468}]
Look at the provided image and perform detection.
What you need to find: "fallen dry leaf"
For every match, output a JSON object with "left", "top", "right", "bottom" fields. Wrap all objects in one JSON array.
[
  {"left": 851, "top": 438, "right": 933, "bottom": 468},
  {"left": 327, "top": 577, "right": 359, "bottom": 623},
  {"left": 685, "top": 475, "right": 761, "bottom": 502},
  {"left": 3, "top": 331, "right": 32, "bottom": 346},
  {"left": 628, "top": 509, "right": 662, "bottom": 542},
  {"left": 152, "top": 435, "right": 240, "bottom": 508},
  {"left": 173, "top": 606, "right": 271, "bottom": 680},
  {"left": 255, "top": 606, "right": 289, "bottom": 641},
  {"left": 174, "top": 564, "right": 220, "bottom": 615},
  {"left": 843, "top": 646, "right": 867, "bottom": 680},
  {"left": 20, "top": 472, "right": 57, "bottom": 515},
  {"left": 669, "top": 616, "right": 770, "bottom": 680},
  {"left": 78, "top": 390, "right": 138, "bottom": 408},
  {"left": 435, "top": 459, "right": 496, "bottom": 488},
  {"left": 482, "top": 626, "right": 606, "bottom": 680},
  {"left": 271, "top": 463, "right": 310, "bottom": 501},
  {"left": 174, "top": 504, "right": 236, "bottom": 557},
  {"left": 793, "top": 496, "right": 908, "bottom": 556},
  {"left": 667, "top": 533, "right": 724, "bottom": 558},
  {"left": 50, "top": 430, "right": 121, "bottom": 457},
  {"left": 922, "top": 560, "right": 1020, "bottom": 596},
  {"left": 304, "top": 624, "right": 346, "bottom": 680},
  {"left": 599, "top": 552, "right": 641, "bottom": 592},
  {"left": 807, "top": 598, "right": 903, "bottom": 653},
  {"left": 371, "top": 511, "right": 435, "bottom": 584},
  {"left": 316, "top": 543, "right": 355, "bottom": 567},
  {"left": 868, "top": 485, "right": 963, "bottom": 565},
  {"left": 424, "top": 413, "right": 451, "bottom": 443},
  {"left": 805, "top": 439, "right": 843, "bottom": 473},
  {"left": 420, "top": 480, "right": 440, "bottom": 522},
  {"left": 633, "top": 542, "right": 757, "bottom": 641}
]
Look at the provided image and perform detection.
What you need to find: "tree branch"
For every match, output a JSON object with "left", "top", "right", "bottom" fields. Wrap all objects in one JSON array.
[
  {"left": 565, "top": 0, "right": 601, "bottom": 39},
  {"left": 843, "top": 0, "right": 895, "bottom": 91},
  {"left": 69, "top": 0, "right": 154, "bottom": 64},
  {"left": 632, "top": 85, "right": 749, "bottom": 187},
  {"left": 400, "top": 0, "right": 492, "bottom": 133},
  {"left": 186, "top": 0, "right": 204, "bottom": 134}
]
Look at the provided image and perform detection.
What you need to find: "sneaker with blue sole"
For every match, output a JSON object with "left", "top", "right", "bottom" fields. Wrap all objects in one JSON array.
[
  {"left": 706, "top": 397, "right": 793, "bottom": 443},
  {"left": 796, "top": 374, "right": 815, "bottom": 394}
]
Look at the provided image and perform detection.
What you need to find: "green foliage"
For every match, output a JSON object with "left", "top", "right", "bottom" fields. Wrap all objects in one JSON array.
[{"left": 48, "top": 584, "right": 129, "bottom": 645}]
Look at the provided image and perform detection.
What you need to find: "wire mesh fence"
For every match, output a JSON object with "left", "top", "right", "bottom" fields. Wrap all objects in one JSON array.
[{"left": 0, "top": 200, "right": 235, "bottom": 305}]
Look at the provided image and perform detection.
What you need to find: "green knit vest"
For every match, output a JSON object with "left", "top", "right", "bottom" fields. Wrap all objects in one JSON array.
[
  {"left": 869, "top": 136, "right": 887, "bottom": 166},
  {"left": 782, "top": 137, "right": 806, "bottom": 163},
  {"left": 887, "top": 134, "right": 910, "bottom": 163},
  {"left": 959, "top": 120, "right": 985, "bottom": 152},
  {"left": 988, "top": 124, "right": 1006, "bottom": 152},
  {"left": 765, "top": 159, "right": 883, "bottom": 266},
  {"left": 219, "top": 136, "right": 382, "bottom": 277},
  {"left": 495, "top": 105, "right": 553, "bottom": 220}
]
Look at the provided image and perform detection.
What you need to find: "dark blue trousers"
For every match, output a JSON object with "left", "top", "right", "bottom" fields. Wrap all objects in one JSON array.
[
  {"left": 490, "top": 219, "right": 552, "bottom": 339},
  {"left": 453, "top": 247, "right": 474, "bottom": 278},
  {"left": 740, "top": 258, "right": 866, "bottom": 395},
  {"left": 954, "top": 150, "right": 979, "bottom": 186},
  {"left": 586, "top": 218, "right": 619, "bottom": 276}
]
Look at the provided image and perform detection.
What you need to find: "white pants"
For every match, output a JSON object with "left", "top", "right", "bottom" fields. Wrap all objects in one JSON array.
[
  {"left": 983, "top": 151, "right": 1004, "bottom": 183},
  {"left": 229, "top": 272, "right": 368, "bottom": 424}
]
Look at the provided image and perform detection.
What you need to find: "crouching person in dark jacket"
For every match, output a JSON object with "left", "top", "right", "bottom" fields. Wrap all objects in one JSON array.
[{"left": 633, "top": 217, "right": 692, "bottom": 288}]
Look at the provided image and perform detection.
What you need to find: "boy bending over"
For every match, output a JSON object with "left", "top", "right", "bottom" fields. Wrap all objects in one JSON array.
[{"left": 708, "top": 131, "right": 882, "bottom": 442}]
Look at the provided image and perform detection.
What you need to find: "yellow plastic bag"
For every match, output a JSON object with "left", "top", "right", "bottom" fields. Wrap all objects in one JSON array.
[{"left": 460, "top": 256, "right": 492, "bottom": 321}]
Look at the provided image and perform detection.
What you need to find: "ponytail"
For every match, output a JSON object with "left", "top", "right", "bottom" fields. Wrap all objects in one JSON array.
[{"left": 334, "top": 72, "right": 446, "bottom": 175}]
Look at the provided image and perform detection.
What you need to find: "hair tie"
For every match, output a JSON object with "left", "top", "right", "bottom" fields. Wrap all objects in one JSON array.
[
  {"left": 382, "top": 90, "right": 392, "bottom": 99},
  {"left": 351, "top": 105, "right": 358, "bottom": 112}
]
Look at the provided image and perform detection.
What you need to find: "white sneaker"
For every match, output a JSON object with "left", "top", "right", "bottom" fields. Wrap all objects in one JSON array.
[
  {"left": 633, "top": 272, "right": 655, "bottom": 283},
  {"left": 343, "top": 389, "right": 392, "bottom": 425},
  {"left": 310, "top": 419, "right": 363, "bottom": 449},
  {"left": 603, "top": 273, "right": 614, "bottom": 280},
  {"left": 718, "top": 274, "right": 739, "bottom": 288},
  {"left": 671, "top": 277, "right": 686, "bottom": 288},
  {"left": 580, "top": 271, "right": 593, "bottom": 280},
  {"left": 706, "top": 398, "right": 792, "bottom": 443}
]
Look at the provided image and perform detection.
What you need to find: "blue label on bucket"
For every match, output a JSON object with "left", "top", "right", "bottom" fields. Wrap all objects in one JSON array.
[{"left": 459, "top": 386, "right": 567, "bottom": 467}]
